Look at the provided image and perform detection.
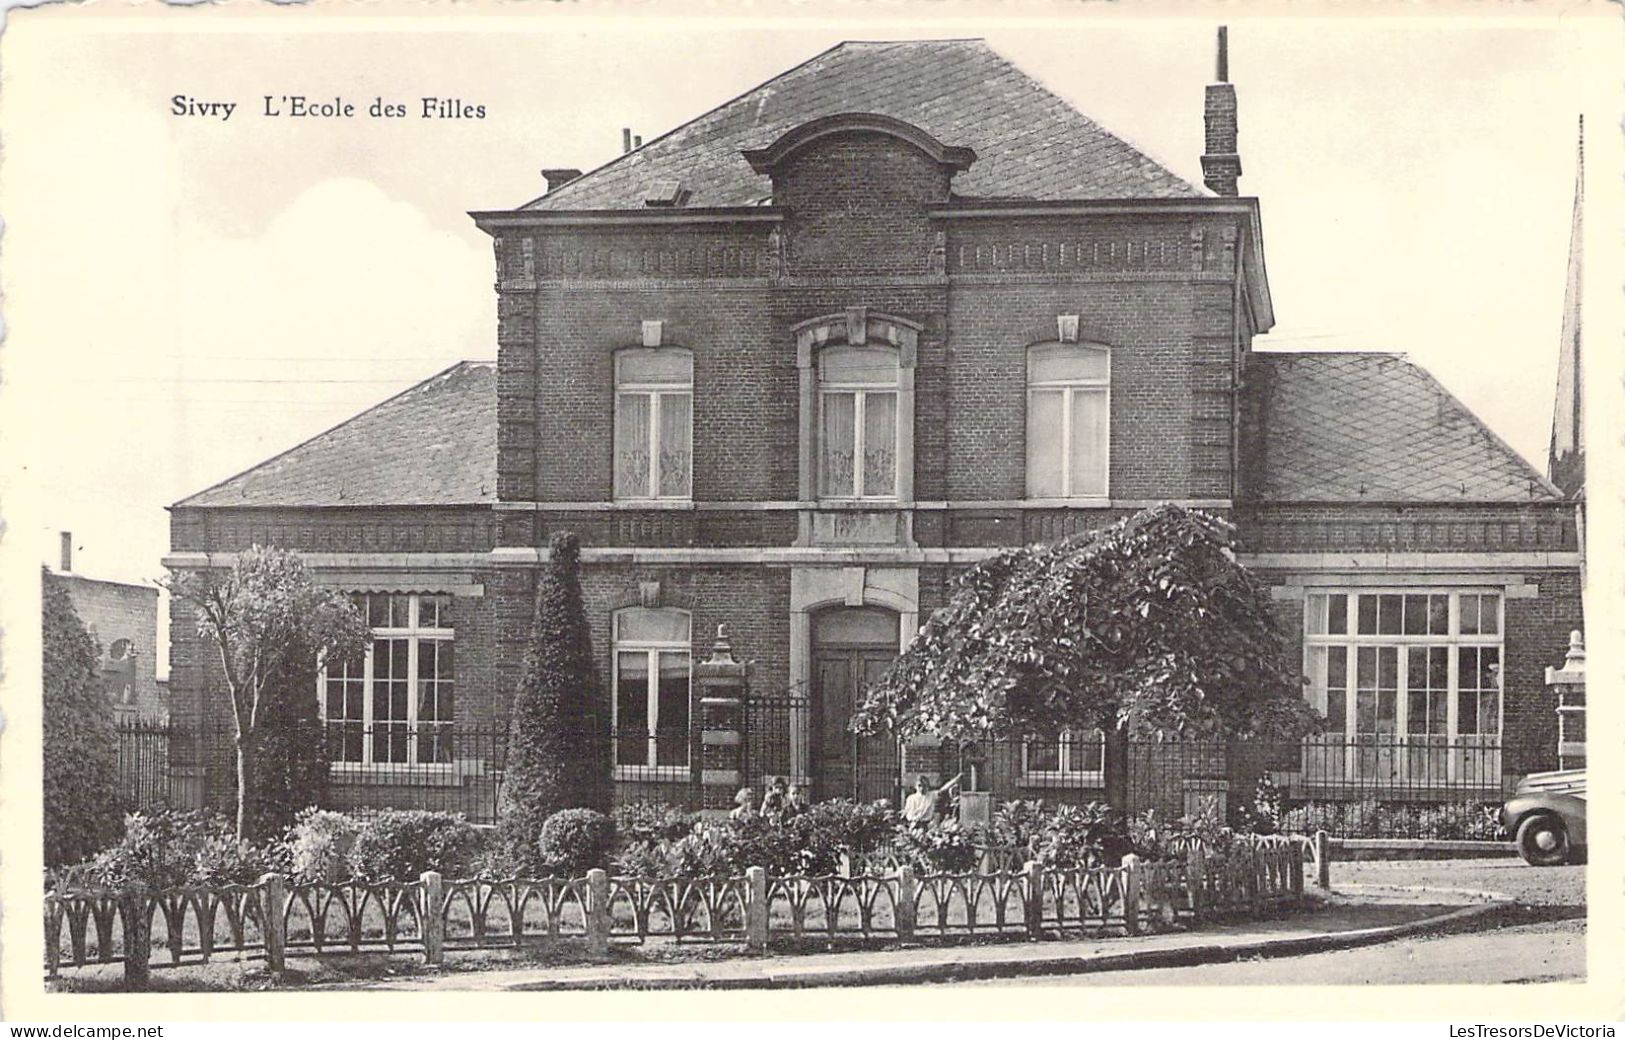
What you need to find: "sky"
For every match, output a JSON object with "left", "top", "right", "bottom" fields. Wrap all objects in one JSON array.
[{"left": 1, "top": 8, "right": 1618, "bottom": 675}]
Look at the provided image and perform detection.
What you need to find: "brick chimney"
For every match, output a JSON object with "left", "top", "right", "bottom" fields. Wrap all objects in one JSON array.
[
  {"left": 541, "top": 168, "right": 582, "bottom": 194},
  {"left": 60, "top": 531, "right": 72, "bottom": 572},
  {"left": 1201, "top": 26, "right": 1243, "bottom": 197}
]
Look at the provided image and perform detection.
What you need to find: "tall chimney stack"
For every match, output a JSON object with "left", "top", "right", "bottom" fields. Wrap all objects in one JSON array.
[
  {"left": 622, "top": 128, "right": 633, "bottom": 154},
  {"left": 1201, "top": 26, "right": 1243, "bottom": 197},
  {"left": 60, "top": 531, "right": 72, "bottom": 573}
]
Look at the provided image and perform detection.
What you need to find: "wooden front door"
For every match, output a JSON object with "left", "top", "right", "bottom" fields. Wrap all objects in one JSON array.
[{"left": 811, "top": 607, "right": 899, "bottom": 803}]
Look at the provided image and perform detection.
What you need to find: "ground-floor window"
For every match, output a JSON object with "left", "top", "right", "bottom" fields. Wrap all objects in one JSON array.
[
  {"left": 1020, "top": 730, "right": 1106, "bottom": 786},
  {"left": 1302, "top": 588, "right": 1502, "bottom": 785},
  {"left": 320, "top": 593, "right": 454, "bottom": 766},
  {"left": 613, "top": 607, "right": 692, "bottom": 779}
]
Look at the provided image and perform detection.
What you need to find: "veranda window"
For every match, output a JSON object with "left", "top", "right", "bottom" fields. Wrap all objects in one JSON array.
[
  {"left": 1303, "top": 589, "right": 1502, "bottom": 784},
  {"left": 1020, "top": 730, "right": 1106, "bottom": 786},
  {"left": 818, "top": 345, "right": 899, "bottom": 500},
  {"left": 321, "top": 593, "right": 454, "bottom": 766},
  {"left": 614, "top": 349, "right": 693, "bottom": 500},
  {"left": 613, "top": 607, "right": 692, "bottom": 778},
  {"left": 1026, "top": 343, "right": 1110, "bottom": 499}
]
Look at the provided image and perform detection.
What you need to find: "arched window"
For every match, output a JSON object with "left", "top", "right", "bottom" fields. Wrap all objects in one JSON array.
[
  {"left": 818, "top": 345, "right": 899, "bottom": 500},
  {"left": 612, "top": 607, "right": 693, "bottom": 777},
  {"left": 614, "top": 349, "right": 693, "bottom": 500},
  {"left": 1026, "top": 343, "right": 1110, "bottom": 499}
]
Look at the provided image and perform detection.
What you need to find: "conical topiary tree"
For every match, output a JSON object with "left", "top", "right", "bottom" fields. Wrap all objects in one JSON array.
[
  {"left": 497, "top": 531, "right": 608, "bottom": 872},
  {"left": 43, "top": 572, "right": 122, "bottom": 866}
]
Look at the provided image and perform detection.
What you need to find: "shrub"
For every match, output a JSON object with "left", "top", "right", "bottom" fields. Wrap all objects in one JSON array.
[
  {"left": 612, "top": 801, "right": 695, "bottom": 847},
  {"left": 894, "top": 819, "right": 981, "bottom": 873},
  {"left": 498, "top": 533, "right": 609, "bottom": 872},
  {"left": 1035, "top": 802, "right": 1134, "bottom": 868},
  {"left": 1234, "top": 775, "right": 1282, "bottom": 835},
  {"left": 612, "top": 840, "right": 674, "bottom": 877},
  {"left": 42, "top": 575, "right": 122, "bottom": 867},
  {"left": 789, "top": 799, "right": 898, "bottom": 875},
  {"left": 348, "top": 811, "right": 484, "bottom": 880},
  {"left": 88, "top": 809, "right": 271, "bottom": 888},
  {"left": 539, "top": 808, "right": 616, "bottom": 876},
  {"left": 666, "top": 822, "right": 738, "bottom": 876},
  {"left": 282, "top": 808, "right": 362, "bottom": 882},
  {"left": 989, "top": 799, "right": 1050, "bottom": 856}
]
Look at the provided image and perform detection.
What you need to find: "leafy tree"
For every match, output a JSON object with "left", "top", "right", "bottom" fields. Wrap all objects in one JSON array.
[
  {"left": 853, "top": 505, "right": 1319, "bottom": 751},
  {"left": 243, "top": 632, "right": 328, "bottom": 839},
  {"left": 164, "top": 546, "right": 369, "bottom": 842},
  {"left": 42, "top": 572, "right": 121, "bottom": 866},
  {"left": 497, "top": 531, "right": 608, "bottom": 872}
]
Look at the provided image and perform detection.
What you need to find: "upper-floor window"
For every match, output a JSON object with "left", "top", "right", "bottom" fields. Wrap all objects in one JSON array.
[
  {"left": 614, "top": 349, "right": 692, "bottom": 500},
  {"left": 818, "top": 344, "right": 899, "bottom": 500},
  {"left": 1026, "top": 342, "right": 1110, "bottom": 499},
  {"left": 1304, "top": 590, "right": 1502, "bottom": 741},
  {"left": 321, "top": 593, "right": 454, "bottom": 766},
  {"left": 612, "top": 607, "right": 692, "bottom": 778}
]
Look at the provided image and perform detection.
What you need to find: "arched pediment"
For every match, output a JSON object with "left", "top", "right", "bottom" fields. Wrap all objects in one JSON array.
[
  {"left": 742, "top": 113, "right": 977, "bottom": 175},
  {"left": 792, "top": 306, "right": 921, "bottom": 367}
]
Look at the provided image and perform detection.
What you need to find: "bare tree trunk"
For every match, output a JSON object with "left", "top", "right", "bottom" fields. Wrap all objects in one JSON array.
[
  {"left": 1104, "top": 726, "right": 1130, "bottom": 811},
  {"left": 235, "top": 734, "right": 256, "bottom": 843}
]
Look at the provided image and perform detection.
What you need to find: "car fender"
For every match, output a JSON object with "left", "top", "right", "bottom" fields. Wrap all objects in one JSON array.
[{"left": 1502, "top": 793, "right": 1587, "bottom": 845}]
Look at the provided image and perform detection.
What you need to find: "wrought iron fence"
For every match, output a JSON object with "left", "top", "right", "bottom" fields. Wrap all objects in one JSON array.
[
  {"left": 142, "top": 706, "right": 1508, "bottom": 839},
  {"left": 116, "top": 720, "right": 172, "bottom": 811}
]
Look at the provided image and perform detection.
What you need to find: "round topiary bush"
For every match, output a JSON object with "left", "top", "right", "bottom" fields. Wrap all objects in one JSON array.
[
  {"left": 538, "top": 808, "right": 615, "bottom": 877},
  {"left": 348, "top": 810, "right": 484, "bottom": 880}
]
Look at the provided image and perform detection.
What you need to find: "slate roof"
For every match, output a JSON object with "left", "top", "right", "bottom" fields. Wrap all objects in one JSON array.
[
  {"left": 527, "top": 39, "right": 1204, "bottom": 210},
  {"left": 1244, "top": 352, "right": 1562, "bottom": 503},
  {"left": 174, "top": 362, "right": 496, "bottom": 508}
]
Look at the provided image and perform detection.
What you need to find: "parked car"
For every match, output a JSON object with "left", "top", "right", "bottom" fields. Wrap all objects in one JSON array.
[{"left": 1500, "top": 770, "right": 1586, "bottom": 866}]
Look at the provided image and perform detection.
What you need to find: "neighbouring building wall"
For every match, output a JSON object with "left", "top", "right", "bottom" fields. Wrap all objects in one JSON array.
[{"left": 46, "top": 571, "right": 165, "bottom": 722}]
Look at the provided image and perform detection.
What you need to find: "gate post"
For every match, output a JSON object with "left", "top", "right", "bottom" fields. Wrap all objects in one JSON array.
[
  {"left": 1314, "top": 830, "right": 1332, "bottom": 890},
  {"left": 696, "top": 625, "right": 748, "bottom": 812},
  {"left": 1185, "top": 843, "right": 1206, "bottom": 917}
]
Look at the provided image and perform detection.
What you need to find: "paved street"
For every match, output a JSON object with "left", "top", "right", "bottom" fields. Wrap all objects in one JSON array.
[{"left": 964, "top": 858, "right": 1587, "bottom": 987}]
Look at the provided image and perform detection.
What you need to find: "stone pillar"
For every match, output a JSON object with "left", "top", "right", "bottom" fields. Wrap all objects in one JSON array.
[
  {"left": 1546, "top": 629, "right": 1586, "bottom": 771},
  {"left": 121, "top": 884, "right": 152, "bottom": 989},
  {"left": 260, "top": 873, "right": 286, "bottom": 974},
  {"left": 1121, "top": 855, "right": 1142, "bottom": 936},
  {"left": 696, "top": 625, "right": 748, "bottom": 813},
  {"left": 896, "top": 865, "right": 918, "bottom": 942},
  {"left": 585, "top": 869, "right": 611, "bottom": 959},
  {"left": 420, "top": 871, "right": 446, "bottom": 967},
  {"left": 745, "top": 866, "right": 768, "bottom": 953}
]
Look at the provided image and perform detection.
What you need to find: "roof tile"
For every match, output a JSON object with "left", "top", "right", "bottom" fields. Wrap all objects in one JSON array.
[
  {"left": 528, "top": 39, "right": 1203, "bottom": 211},
  {"left": 1245, "top": 352, "right": 1561, "bottom": 503},
  {"left": 175, "top": 362, "right": 496, "bottom": 508}
]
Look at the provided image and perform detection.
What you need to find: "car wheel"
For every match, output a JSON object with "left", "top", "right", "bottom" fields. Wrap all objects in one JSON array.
[{"left": 1515, "top": 812, "right": 1570, "bottom": 866}]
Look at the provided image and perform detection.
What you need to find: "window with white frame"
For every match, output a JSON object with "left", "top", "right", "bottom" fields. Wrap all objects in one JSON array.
[
  {"left": 1020, "top": 730, "right": 1106, "bottom": 785},
  {"left": 614, "top": 349, "right": 693, "bottom": 500},
  {"left": 612, "top": 607, "right": 692, "bottom": 777},
  {"left": 818, "top": 345, "right": 899, "bottom": 500},
  {"left": 1304, "top": 590, "right": 1502, "bottom": 742},
  {"left": 321, "top": 593, "right": 454, "bottom": 766},
  {"left": 1026, "top": 343, "right": 1110, "bottom": 499}
]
